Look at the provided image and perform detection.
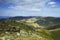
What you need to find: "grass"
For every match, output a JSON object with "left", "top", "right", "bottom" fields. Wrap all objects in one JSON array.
[
  {"left": 0, "top": 29, "right": 54, "bottom": 40},
  {"left": 0, "top": 20, "right": 60, "bottom": 40},
  {"left": 50, "top": 28, "right": 60, "bottom": 40}
]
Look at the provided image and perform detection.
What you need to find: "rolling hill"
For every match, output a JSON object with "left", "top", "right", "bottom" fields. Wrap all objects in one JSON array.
[{"left": 0, "top": 16, "right": 60, "bottom": 40}]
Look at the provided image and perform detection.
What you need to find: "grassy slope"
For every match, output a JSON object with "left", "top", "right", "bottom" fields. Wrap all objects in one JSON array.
[
  {"left": 49, "top": 28, "right": 60, "bottom": 40},
  {"left": 20, "top": 17, "right": 60, "bottom": 40},
  {"left": 0, "top": 20, "right": 54, "bottom": 40},
  {"left": 0, "top": 17, "right": 60, "bottom": 40}
]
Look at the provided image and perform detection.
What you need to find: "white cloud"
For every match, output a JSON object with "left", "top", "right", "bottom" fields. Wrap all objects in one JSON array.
[
  {"left": 48, "top": 2, "right": 56, "bottom": 5},
  {"left": 9, "top": 6, "right": 41, "bottom": 12},
  {"left": 47, "top": 2, "right": 57, "bottom": 7},
  {"left": 7, "top": 0, "right": 46, "bottom": 12},
  {"left": 0, "top": 0, "right": 60, "bottom": 16},
  {"left": 0, "top": 0, "right": 49, "bottom": 9}
]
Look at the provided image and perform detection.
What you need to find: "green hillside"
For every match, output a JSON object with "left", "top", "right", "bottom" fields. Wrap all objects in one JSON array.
[
  {"left": 50, "top": 28, "right": 60, "bottom": 40},
  {"left": 0, "top": 16, "right": 60, "bottom": 40},
  {"left": 0, "top": 20, "right": 53, "bottom": 40},
  {"left": 35, "top": 17, "right": 60, "bottom": 27}
]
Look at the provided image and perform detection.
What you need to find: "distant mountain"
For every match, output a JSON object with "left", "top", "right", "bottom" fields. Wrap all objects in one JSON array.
[
  {"left": 0, "top": 16, "right": 40, "bottom": 21},
  {"left": 35, "top": 17, "right": 60, "bottom": 27},
  {"left": 0, "top": 16, "right": 60, "bottom": 25},
  {"left": 0, "top": 16, "right": 60, "bottom": 29},
  {"left": 0, "top": 16, "right": 9, "bottom": 19},
  {"left": 8, "top": 16, "right": 40, "bottom": 20}
]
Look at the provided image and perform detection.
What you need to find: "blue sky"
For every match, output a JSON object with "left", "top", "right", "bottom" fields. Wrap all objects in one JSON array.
[{"left": 0, "top": 0, "right": 60, "bottom": 17}]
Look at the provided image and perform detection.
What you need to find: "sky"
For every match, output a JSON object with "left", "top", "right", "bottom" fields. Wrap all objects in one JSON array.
[{"left": 0, "top": 0, "right": 60, "bottom": 17}]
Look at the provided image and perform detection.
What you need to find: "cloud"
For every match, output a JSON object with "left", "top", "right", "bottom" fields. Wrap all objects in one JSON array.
[
  {"left": 0, "top": 0, "right": 48, "bottom": 13},
  {"left": 47, "top": 2, "right": 57, "bottom": 7},
  {"left": 48, "top": 2, "right": 56, "bottom": 5},
  {"left": 0, "top": 0, "right": 60, "bottom": 17},
  {"left": 0, "top": 0, "right": 60, "bottom": 9},
  {"left": 47, "top": 0, "right": 60, "bottom": 8},
  {"left": 6, "top": 0, "right": 46, "bottom": 12},
  {"left": 9, "top": 6, "right": 41, "bottom": 12}
]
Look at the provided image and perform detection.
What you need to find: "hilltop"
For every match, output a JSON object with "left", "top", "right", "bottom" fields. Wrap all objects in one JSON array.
[{"left": 0, "top": 16, "right": 60, "bottom": 40}]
